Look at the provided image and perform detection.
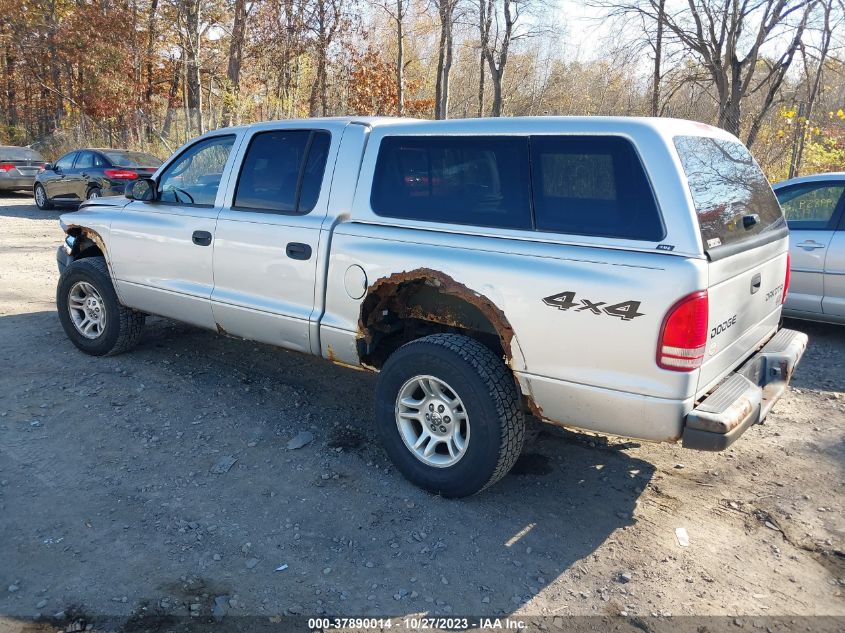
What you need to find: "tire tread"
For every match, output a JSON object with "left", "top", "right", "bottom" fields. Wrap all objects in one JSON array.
[{"left": 394, "top": 333, "right": 524, "bottom": 493}]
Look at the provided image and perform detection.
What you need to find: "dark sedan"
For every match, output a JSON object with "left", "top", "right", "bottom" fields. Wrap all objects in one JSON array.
[
  {"left": 0, "top": 146, "right": 47, "bottom": 192},
  {"left": 34, "top": 148, "right": 162, "bottom": 209}
]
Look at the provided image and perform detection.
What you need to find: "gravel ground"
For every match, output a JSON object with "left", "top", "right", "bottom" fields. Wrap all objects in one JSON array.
[{"left": 0, "top": 193, "right": 842, "bottom": 631}]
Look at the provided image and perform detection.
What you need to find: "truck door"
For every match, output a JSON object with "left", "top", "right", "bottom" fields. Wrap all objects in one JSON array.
[
  {"left": 109, "top": 134, "right": 239, "bottom": 329},
  {"left": 210, "top": 127, "right": 335, "bottom": 353}
]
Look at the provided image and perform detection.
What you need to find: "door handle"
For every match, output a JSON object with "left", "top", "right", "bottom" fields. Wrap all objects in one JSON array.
[
  {"left": 80, "top": 172, "right": 88, "bottom": 178},
  {"left": 192, "top": 230, "right": 212, "bottom": 246},
  {"left": 286, "top": 242, "right": 312, "bottom": 260},
  {"left": 797, "top": 241, "right": 825, "bottom": 250},
  {"left": 750, "top": 273, "right": 761, "bottom": 294}
]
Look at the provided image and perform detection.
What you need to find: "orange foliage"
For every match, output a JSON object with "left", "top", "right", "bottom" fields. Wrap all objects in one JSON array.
[{"left": 347, "top": 48, "right": 432, "bottom": 117}]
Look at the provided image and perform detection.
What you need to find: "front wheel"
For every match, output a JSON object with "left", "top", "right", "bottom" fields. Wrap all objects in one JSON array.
[
  {"left": 57, "top": 257, "right": 145, "bottom": 356},
  {"left": 375, "top": 333, "right": 525, "bottom": 497},
  {"left": 34, "top": 184, "right": 53, "bottom": 210}
]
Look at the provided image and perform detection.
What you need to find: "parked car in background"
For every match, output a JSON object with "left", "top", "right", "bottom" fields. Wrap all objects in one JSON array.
[
  {"left": 773, "top": 173, "right": 845, "bottom": 324},
  {"left": 0, "top": 145, "right": 47, "bottom": 192},
  {"left": 34, "top": 148, "right": 162, "bottom": 209}
]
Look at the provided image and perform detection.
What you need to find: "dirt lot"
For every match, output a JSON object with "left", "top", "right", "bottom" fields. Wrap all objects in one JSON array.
[{"left": 0, "top": 193, "right": 843, "bottom": 631}]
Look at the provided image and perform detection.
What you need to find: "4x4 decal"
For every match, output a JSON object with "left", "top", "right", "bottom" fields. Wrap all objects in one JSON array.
[{"left": 542, "top": 291, "right": 645, "bottom": 321}]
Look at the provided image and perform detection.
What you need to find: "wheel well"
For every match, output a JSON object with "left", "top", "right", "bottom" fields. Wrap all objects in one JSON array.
[
  {"left": 67, "top": 228, "right": 105, "bottom": 260},
  {"left": 357, "top": 269, "right": 515, "bottom": 370}
]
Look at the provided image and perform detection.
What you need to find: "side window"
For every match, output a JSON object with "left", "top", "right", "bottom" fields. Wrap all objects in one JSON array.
[
  {"left": 233, "top": 130, "right": 330, "bottom": 214},
  {"left": 531, "top": 136, "right": 664, "bottom": 241},
  {"left": 775, "top": 184, "right": 844, "bottom": 230},
  {"left": 75, "top": 152, "right": 94, "bottom": 170},
  {"left": 55, "top": 153, "right": 76, "bottom": 171},
  {"left": 158, "top": 135, "right": 235, "bottom": 206},
  {"left": 370, "top": 136, "right": 532, "bottom": 230},
  {"left": 93, "top": 153, "right": 108, "bottom": 168}
]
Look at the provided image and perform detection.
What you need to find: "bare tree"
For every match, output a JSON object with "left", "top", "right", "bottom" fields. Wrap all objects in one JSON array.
[
  {"left": 597, "top": 0, "right": 814, "bottom": 146},
  {"left": 370, "top": 0, "right": 410, "bottom": 115},
  {"left": 307, "top": 0, "right": 344, "bottom": 116},
  {"left": 481, "top": 0, "right": 550, "bottom": 117},
  {"left": 221, "top": 0, "right": 249, "bottom": 126},
  {"left": 433, "top": 0, "right": 460, "bottom": 119},
  {"left": 791, "top": 0, "right": 841, "bottom": 176},
  {"left": 477, "top": 0, "right": 492, "bottom": 116}
]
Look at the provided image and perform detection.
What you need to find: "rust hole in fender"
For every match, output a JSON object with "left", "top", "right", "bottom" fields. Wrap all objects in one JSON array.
[{"left": 357, "top": 268, "right": 516, "bottom": 369}]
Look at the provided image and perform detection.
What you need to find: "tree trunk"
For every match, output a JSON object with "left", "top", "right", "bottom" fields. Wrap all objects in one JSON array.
[
  {"left": 434, "top": 0, "right": 454, "bottom": 120},
  {"left": 162, "top": 57, "right": 182, "bottom": 139},
  {"left": 477, "top": 0, "right": 491, "bottom": 117},
  {"left": 309, "top": 0, "right": 327, "bottom": 117},
  {"left": 396, "top": 0, "right": 404, "bottom": 116},
  {"left": 144, "top": 0, "right": 159, "bottom": 139},
  {"left": 651, "top": 0, "right": 664, "bottom": 117},
  {"left": 183, "top": 0, "right": 203, "bottom": 136},
  {"left": 221, "top": 0, "right": 247, "bottom": 126}
]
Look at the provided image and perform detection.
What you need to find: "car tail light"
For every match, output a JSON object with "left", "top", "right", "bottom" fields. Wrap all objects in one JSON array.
[
  {"left": 104, "top": 168, "right": 138, "bottom": 180},
  {"left": 0, "top": 163, "right": 15, "bottom": 172},
  {"left": 782, "top": 254, "right": 790, "bottom": 304},
  {"left": 657, "top": 291, "right": 709, "bottom": 371}
]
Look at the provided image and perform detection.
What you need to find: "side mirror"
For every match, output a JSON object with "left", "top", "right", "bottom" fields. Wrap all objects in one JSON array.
[{"left": 127, "top": 178, "right": 156, "bottom": 202}]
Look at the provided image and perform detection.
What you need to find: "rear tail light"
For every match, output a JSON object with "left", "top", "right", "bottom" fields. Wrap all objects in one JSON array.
[
  {"left": 782, "top": 254, "right": 790, "bottom": 304},
  {"left": 0, "top": 163, "right": 15, "bottom": 172},
  {"left": 104, "top": 168, "right": 138, "bottom": 180},
  {"left": 657, "top": 291, "right": 709, "bottom": 371}
]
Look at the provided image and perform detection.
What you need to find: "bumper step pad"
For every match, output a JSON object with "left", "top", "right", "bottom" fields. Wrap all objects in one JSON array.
[{"left": 682, "top": 328, "right": 808, "bottom": 451}]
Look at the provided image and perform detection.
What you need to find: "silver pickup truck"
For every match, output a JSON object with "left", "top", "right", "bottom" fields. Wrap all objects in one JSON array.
[{"left": 55, "top": 116, "right": 807, "bottom": 497}]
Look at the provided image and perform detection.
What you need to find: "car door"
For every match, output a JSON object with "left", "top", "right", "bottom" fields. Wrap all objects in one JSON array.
[
  {"left": 67, "top": 150, "right": 95, "bottom": 200},
  {"left": 109, "top": 133, "right": 241, "bottom": 330},
  {"left": 211, "top": 127, "right": 335, "bottom": 353},
  {"left": 45, "top": 152, "right": 77, "bottom": 199},
  {"left": 823, "top": 211, "right": 845, "bottom": 318},
  {"left": 776, "top": 181, "right": 845, "bottom": 315}
]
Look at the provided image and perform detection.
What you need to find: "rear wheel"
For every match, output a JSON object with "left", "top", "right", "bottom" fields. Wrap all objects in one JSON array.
[
  {"left": 86, "top": 187, "right": 101, "bottom": 200},
  {"left": 57, "top": 257, "right": 145, "bottom": 356},
  {"left": 34, "top": 184, "right": 53, "bottom": 210},
  {"left": 375, "top": 333, "right": 525, "bottom": 497}
]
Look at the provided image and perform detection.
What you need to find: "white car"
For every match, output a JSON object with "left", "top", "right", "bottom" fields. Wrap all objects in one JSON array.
[{"left": 773, "top": 173, "right": 845, "bottom": 324}]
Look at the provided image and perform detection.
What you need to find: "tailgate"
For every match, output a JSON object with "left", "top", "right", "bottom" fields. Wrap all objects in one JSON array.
[
  {"left": 699, "top": 239, "right": 788, "bottom": 394},
  {"left": 672, "top": 134, "right": 790, "bottom": 396}
]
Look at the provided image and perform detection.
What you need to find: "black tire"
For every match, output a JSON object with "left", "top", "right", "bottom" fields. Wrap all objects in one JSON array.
[
  {"left": 375, "top": 333, "right": 524, "bottom": 497},
  {"left": 86, "top": 186, "right": 102, "bottom": 200},
  {"left": 34, "top": 184, "right": 53, "bottom": 210},
  {"left": 56, "top": 257, "right": 145, "bottom": 356}
]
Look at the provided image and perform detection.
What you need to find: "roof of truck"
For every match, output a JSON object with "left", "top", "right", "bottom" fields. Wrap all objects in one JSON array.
[{"left": 212, "top": 115, "right": 739, "bottom": 142}]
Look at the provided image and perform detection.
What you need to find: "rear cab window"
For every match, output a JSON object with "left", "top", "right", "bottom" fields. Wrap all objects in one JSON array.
[
  {"left": 673, "top": 136, "right": 786, "bottom": 256},
  {"left": 233, "top": 130, "right": 331, "bottom": 214},
  {"left": 370, "top": 134, "right": 663, "bottom": 240}
]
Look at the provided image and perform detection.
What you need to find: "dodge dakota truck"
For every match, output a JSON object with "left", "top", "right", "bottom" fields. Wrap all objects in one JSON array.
[{"left": 55, "top": 116, "right": 807, "bottom": 497}]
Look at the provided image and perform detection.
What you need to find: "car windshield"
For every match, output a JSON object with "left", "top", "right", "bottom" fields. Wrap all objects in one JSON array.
[
  {"left": 103, "top": 151, "right": 162, "bottom": 167},
  {"left": 1, "top": 147, "right": 45, "bottom": 161}
]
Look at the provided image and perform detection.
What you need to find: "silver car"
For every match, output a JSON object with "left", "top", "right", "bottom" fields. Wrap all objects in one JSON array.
[
  {"left": 0, "top": 145, "right": 47, "bottom": 192},
  {"left": 773, "top": 173, "right": 845, "bottom": 324},
  {"left": 54, "top": 117, "right": 807, "bottom": 497}
]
